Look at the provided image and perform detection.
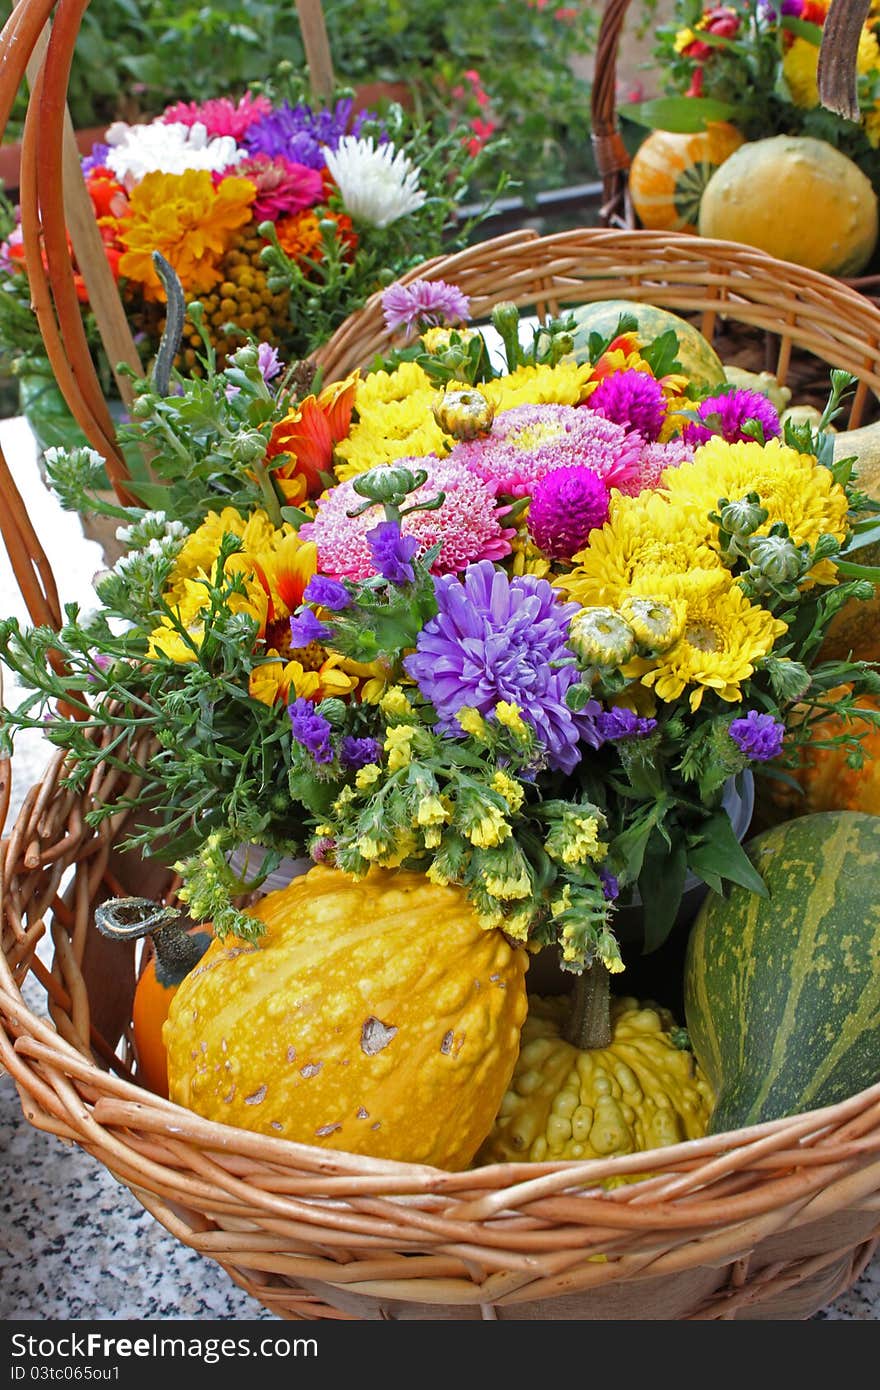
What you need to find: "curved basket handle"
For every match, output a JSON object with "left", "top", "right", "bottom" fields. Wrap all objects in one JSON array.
[{"left": 590, "top": 0, "right": 636, "bottom": 230}]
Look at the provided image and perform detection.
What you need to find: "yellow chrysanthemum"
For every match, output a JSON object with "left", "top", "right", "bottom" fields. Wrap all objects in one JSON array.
[
  {"left": 664, "top": 437, "right": 850, "bottom": 583},
  {"left": 782, "top": 38, "right": 820, "bottom": 108},
  {"left": 118, "top": 171, "right": 256, "bottom": 301},
  {"left": 560, "top": 490, "right": 725, "bottom": 609},
  {"left": 479, "top": 361, "right": 594, "bottom": 413},
  {"left": 247, "top": 652, "right": 355, "bottom": 706},
  {"left": 630, "top": 582, "right": 788, "bottom": 711}
]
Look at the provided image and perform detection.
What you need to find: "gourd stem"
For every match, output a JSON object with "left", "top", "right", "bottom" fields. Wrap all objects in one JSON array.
[
  {"left": 563, "top": 961, "right": 612, "bottom": 1051},
  {"left": 151, "top": 923, "right": 211, "bottom": 988}
]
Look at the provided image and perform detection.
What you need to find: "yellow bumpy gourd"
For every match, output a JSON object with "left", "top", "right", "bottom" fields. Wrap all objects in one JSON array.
[
  {"left": 477, "top": 993, "right": 714, "bottom": 1165},
  {"left": 164, "top": 864, "right": 528, "bottom": 1170}
]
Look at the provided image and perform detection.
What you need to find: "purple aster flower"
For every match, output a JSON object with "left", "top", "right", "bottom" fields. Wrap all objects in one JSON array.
[
  {"left": 365, "top": 520, "right": 419, "bottom": 585},
  {"left": 728, "top": 711, "right": 785, "bottom": 762},
  {"left": 81, "top": 142, "right": 110, "bottom": 176},
  {"left": 289, "top": 608, "right": 330, "bottom": 647},
  {"left": 403, "top": 559, "right": 600, "bottom": 774},
  {"left": 588, "top": 369, "right": 667, "bottom": 441},
  {"left": 303, "top": 575, "right": 352, "bottom": 610},
  {"left": 596, "top": 707, "right": 658, "bottom": 741},
  {"left": 600, "top": 868, "right": 620, "bottom": 902},
  {"left": 243, "top": 98, "right": 372, "bottom": 167},
  {"left": 288, "top": 697, "right": 334, "bottom": 763},
  {"left": 527, "top": 465, "right": 610, "bottom": 561},
  {"left": 339, "top": 735, "right": 382, "bottom": 769},
  {"left": 684, "top": 389, "right": 781, "bottom": 446},
  {"left": 257, "top": 341, "right": 283, "bottom": 384},
  {"left": 381, "top": 278, "right": 471, "bottom": 339}
]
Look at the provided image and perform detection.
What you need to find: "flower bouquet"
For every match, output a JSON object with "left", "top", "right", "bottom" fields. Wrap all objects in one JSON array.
[
  {"left": 0, "top": 79, "right": 503, "bottom": 455},
  {"left": 2, "top": 280, "right": 879, "bottom": 1174}
]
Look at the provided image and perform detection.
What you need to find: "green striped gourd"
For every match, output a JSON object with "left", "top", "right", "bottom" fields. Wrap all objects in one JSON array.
[{"left": 683, "top": 811, "right": 880, "bottom": 1134}]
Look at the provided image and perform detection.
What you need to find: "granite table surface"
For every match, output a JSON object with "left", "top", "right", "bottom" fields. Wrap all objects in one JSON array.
[{"left": 1, "top": 416, "right": 878, "bottom": 1323}]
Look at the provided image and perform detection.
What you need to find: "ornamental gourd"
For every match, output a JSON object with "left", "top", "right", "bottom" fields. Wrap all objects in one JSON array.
[
  {"left": 779, "top": 687, "right": 880, "bottom": 816},
  {"left": 684, "top": 812, "right": 880, "bottom": 1134},
  {"left": 163, "top": 865, "right": 529, "bottom": 1169},
  {"left": 698, "top": 135, "right": 879, "bottom": 277},
  {"left": 628, "top": 122, "right": 744, "bottom": 235},
  {"left": 570, "top": 299, "right": 727, "bottom": 394},
  {"left": 476, "top": 975, "right": 714, "bottom": 1165}
]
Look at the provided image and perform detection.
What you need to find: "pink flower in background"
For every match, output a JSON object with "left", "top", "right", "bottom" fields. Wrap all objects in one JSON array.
[
  {"left": 230, "top": 154, "right": 325, "bottom": 221},
  {"left": 637, "top": 438, "right": 695, "bottom": 489},
  {"left": 162, "top": 94, "right": 273, "bottom": 141}
]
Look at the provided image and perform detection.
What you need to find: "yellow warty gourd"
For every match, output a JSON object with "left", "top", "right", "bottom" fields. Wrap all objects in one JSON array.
[
  {"left": 164, "top": 865, "right": 529, "bottom": 1169},
  {"left": 698, "top": 135, "right": 879, "bottom": 277},
  {"left": 476, "top": 994, "right": 714, "bottom": 1165}
]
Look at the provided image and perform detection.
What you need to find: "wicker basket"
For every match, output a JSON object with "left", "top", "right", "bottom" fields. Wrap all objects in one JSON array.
[
  {"left": 4, "top": 219, "right": 880, "bottom": 1318},
  {"left": 589, "top": 0, "right": 880, "bottom": 305}
]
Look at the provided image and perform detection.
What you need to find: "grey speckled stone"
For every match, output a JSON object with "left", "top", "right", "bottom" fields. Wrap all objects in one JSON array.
[{"left": 1, "top": 421, "right": 877, "bottom": 1322}]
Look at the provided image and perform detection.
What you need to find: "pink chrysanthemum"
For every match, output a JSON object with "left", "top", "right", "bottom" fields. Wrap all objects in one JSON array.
[
  {"left": 588, "top": 368, "right": 667, "bottom": 441},
  {"left": 683, "top": 388, "right": 782, "bottom": 446},
  {"left": 448, "top": 403, "right": 643, "bottom": 498},
  {"left": 229, "top": 153, "right": 325, "bottom": 220},
  {"left": 162, "top": 94, "right": 273, "bottom": 141},
  {"left": 528, "top": 466, "right": 611, "bottom": 561},
  {"left": 637, "top": 437, "right": 696, "bottom": 489},
  {"left": 300, "top": 457, "right": 515, "bottom": 579}
]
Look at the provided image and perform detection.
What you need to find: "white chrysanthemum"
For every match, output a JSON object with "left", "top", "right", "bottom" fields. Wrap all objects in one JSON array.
[
  {"left": 322, "top": 135, "right": 426, "bottom": 228},
  {"left": 103, "top": 120, "right": 245, "bottom": 189}
]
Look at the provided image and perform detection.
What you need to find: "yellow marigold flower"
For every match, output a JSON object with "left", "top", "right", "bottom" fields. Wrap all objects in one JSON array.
[
  {"left": 636, "top": 582, "right": 788, "bottom": 711},
  {"left": 118, "top": 171, "right": 256, "bottom": 300},
  {"left": 479, "top": 361, "right": 594, "bottom": 413},
  {"left": 380, "top": 685, "right": 412, "bottom": 719},
  {"left": 665, "top": 437, "right": 850, "bottom": 583},
  {"left": 673, "top": 26, "right": 697, "bottom": 51},
  {"left": 494, "top": 700, "right": 528, "bottom": 739},
  {"left": 782, "top": 38, "right": 820, "bottom": 108},
  {"left": 456, "top": 706, "right": 488, "bottom": 738},
  {"left": 467, "top": 805, "right": 511, "bottom": 848},
  {"left": 561, "top": 490, "right": 725, "bottom": 609},
  {"left": 491, "top": 770, "right": 524, "bottom": 813},
  {"left": 384, "top": 724, "right": 415, "bottom": 771},
  {"left": 355, "top": 763, "right": 382, "bottom": 789}
]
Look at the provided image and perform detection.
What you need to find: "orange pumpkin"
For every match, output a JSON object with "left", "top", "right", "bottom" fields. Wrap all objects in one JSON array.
[
  {"left": 772, "top": 688, "right": 880, "bottom": 817},
  {"left": 132, "top": 923, "right": 212, "bottom": 1097},
  {"left": 94, "top": 897, "right": 211, "bottom": 1099},
  {"left": 628, "top": 122, "right": 745, "bottom": 234}
]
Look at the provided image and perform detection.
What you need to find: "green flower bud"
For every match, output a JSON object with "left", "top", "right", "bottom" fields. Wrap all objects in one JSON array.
[
  {"left": 230, "top": 344, "right": 259, "bottom": 371},
  {"left": 432, "top": 386, "right": 494, "bottom": 440},
  {"left": 748, "top": 533, "right": 805, "bottom": 583},
  {"left": 717, "top": 494, "right": 768, "bottom": 539},
  {"left": 491, "top": 301, "right": 520, "bottom": 338},
  {"left": 619, "top": 595, "right": 684, "bottom": 653},
  {"left": 351, "top": 465, "right": 427, "bottom": 510},
  {"left": 232, "top": 430, "right": 269, "bottom": 465},
  {"left": 569, "top": 607, "right": 636, "bottom": 668}
]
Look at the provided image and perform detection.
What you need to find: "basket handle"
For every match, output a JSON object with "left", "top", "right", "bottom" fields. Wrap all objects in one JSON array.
[{"left": 590, "top": 0, "right": 636, "bottom": 230}]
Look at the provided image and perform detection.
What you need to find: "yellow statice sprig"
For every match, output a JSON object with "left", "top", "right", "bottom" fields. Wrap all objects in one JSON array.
[{"left": 550, "top": 877, "right": 623, "bottom": 975}]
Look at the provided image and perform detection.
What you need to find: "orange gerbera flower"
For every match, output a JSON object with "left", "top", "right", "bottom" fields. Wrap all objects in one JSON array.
[
  {"left": 117, "top": 170, "right": 256, "bottom": 300},
  {"left": 266, "top": 372, "right": 359, "bottom": 500}
]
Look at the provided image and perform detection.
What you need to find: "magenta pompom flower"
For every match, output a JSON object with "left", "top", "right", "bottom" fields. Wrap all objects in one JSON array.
[
  {"left": 299, "top": 457, "right": 515, "bottom": 580},
  {"left": 381, "top": 278, "right": 472, "bottom": 340},
  {"left": 588, "top": 369, "right": 667, "bottom": 441},
  {"left": 527, "top": 466, "right": 611, "bottom": 561},
  {"left": 683, "top": 388, "right": 782, "bottom": 446},
  {"left": 449, "top": 403, "right": 643, "bottom": 498}
]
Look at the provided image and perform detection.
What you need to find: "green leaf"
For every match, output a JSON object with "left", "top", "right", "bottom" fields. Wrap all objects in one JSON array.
[
  {"left": 842, "top": 519, "right": 880, "bottom": 553},
  {"left": 620, "top": 97, "right": 739, "bottom": 133},
  {"left": 780, "top": 17, "right": 823, "bottom": 45},
  {"left": 640, "top": 329, "right": 683, "bottom": 380},
  {"left": 688, "top": 811, "right": 769, "bottom": 898},
  {"left": 833, "top": 559, "right": 880, "bottom": 580},
  {"left": 638, "top": 830, "right": 688, "bottom": 954}
]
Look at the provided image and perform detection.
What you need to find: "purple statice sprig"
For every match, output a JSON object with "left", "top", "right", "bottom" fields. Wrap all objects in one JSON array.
[
  {"left": 289, "top": 608, "right": 331, "bottom": 648},
  {"left": 596, "top": 707, "right": 658, "bottom": 743},
  {"left": 288, "top": 697, "right": 334, "bottom": 763},
  {"left": 365, "top": 520, "right": 420, "bottom": 585}
]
